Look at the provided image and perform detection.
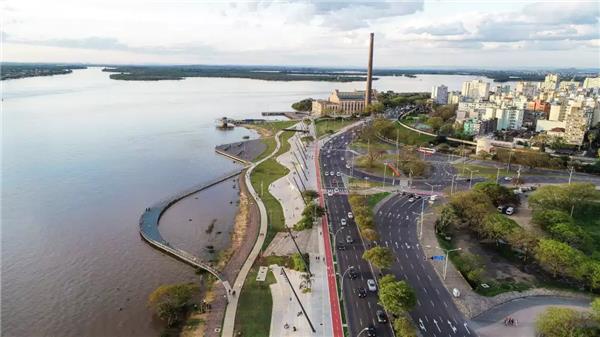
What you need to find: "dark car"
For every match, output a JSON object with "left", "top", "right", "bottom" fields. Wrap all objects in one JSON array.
[
  {"left": 415, "top": 195, "right": 422, "bottom": 200},
  {"left": 337, "top": 243, "right": 346, "bottom": 250},
  {"left": 376, "top": 310, "right": 387, "bottom": 323},
  {"left": 366, "top": 325, "right": 376, "bottom": 337},
  {"left": 357, "top": 287, "right": 367, "bottom": 298},
  {"left": 349, "top": 268, "right": 359, "bottom": 279},
  {"left": 346, "top": 235, "right": 354, "bottom": 244}
]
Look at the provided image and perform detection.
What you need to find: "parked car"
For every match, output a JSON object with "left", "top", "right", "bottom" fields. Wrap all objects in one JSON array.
[
  {"left": 330, "top": 171, "right": 334, "bottom": 176},
  {"left": 357, "top": 287, "right": 367, "bottom": 298},
  {"left": 505, "top": 206, "right": 515, "bottom": 215},
  {"left": 415, "top": 195, "right": 422, "bottom": 200},
  {"left": 504, "top": 176, "right": 512, "bottom": 181},
  {"left": 429, "top": 195, "right": 438, "bottom": 201},
  {"left": 346, "top": 164, "right": 351, "bottom": 169},
  {"left": 376, "top": 310, "right": 388, "bottom": 323},
  {"left": 347, "top": 212, "right": 353, "bottom": 219},
  {"left": 367, "top": 279, "right": 377, "bottom": 292},
  {"left": 341, "top": 218, "right": 347, "bottom": 226},
  {"left": 346, "top": 235, "right": 354, "bottom": 244},
  {"left": 334, "top": 187, "right": 339, "bottom": 193}
]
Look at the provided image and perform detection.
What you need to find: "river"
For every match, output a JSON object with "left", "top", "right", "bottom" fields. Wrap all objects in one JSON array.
[{"left": 1, "top": 67, "right": 513, "bottom": 337}]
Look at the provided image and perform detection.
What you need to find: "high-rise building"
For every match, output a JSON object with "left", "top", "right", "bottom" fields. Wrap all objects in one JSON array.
[
  {"left": 515, "top": 81, "right": 539, "bottom": 98},
  {"left": 559, "top": 81, "right": 580, "bottom": 91},
  {"left": 461, "top": 80, "right": 490, "bottom": 100},
  {"left": 583, "top": 77, "right": 600, "bottom": 89},
  {"left": 564, "top": 102, "right": 591, "bottom": 145},
  {"left": 431, "top": 85, "right": 448, "bottom": 104},
  {"left": 542, "top": 73, "right": 559, "bottom": 91}
]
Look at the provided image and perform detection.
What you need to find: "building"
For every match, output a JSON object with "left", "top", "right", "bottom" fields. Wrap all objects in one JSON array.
[
  {"left": 463, "top": 118, "right": 497, "bottom": 136},
  {"left": 536, "top": 119, "right": 566, "bottom": 132},
  {"left": 496, "top": 107, "right": 524, "bottom": 130},
  {"left": 526, "top": 100, "right": 550, "bottom": 114},
  {"left": 564, "top": 103, "right": 591, "bottom": 145},
  {"left": 559, "top": 81, "right": 580, "bottom": 91},
  {"left": 515, "top": 81, "right": 539, "bottom": 98},
  {"left": 583, "top": 77, "right": 600, "bottom": 89},
  {"left": 448, "top": 91, "right": 461, "bottom": 104},
  {"left": 549, "top": 103, "right": 566, "bottom": 121},
  {"left": 431, "top": 85, "right": 448, "bottom": 104},
  {"left": 311, "top": 89, "right": 376, "bottom": 116},
  {"left": 542, "top": 73, "right": 559, "bottom": 91},
  {"left": 461, "top": 80, "right": 490, "bottom": 100}
]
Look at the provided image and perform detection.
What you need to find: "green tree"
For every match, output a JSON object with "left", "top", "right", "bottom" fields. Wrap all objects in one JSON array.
[
  {"left": 547, "top": 222, "right": 593, "bottom": 253},
  {"left": 291, "top": 98, "right": 313, "bottom": 112},
  {"left": 393, "top": 316, "right": 417, "bottom": 337},
  {"left": 426, "top": 116, "right": 444, "bottom": 133},
  {"left": 536, "top": 307, "right": 588, "bottom": 337},
  {"left": 531, "top": 209, "right": 573, "bottom": 230},
  {"left": 148, "top": 283, "right": 199, "bottom": 327},
  {"left": 535, "top": 239, "right": 585, "bottom": 278},
  {"left": 362, "top": 246, "right": 394, "bottom": 270},
  {"left": 292, "top": 253, "right": 309, "bottom": 272},
  {"left": 592, "top": 297, "right": 600, "bottom": 323},
  {"left": 365, "top": 102, "right": 384, "bottom": 115},
  {"left": 361, "top": 228, "right": 380, "bottom": 241},
  {"left": 448, "top": 191, "right": 495, "bottom": 234},
  {"left": 473, "top": 182, "right": 520, "bottom": 207},
  {"left": 529, "top": 183, "right": 600, "bottom": 214},
  {"left": 378, "top": 275, "right": 416, "bottom": 315},
  {"left": 481, "top": 213, "right": 520, "bottom": 242}
]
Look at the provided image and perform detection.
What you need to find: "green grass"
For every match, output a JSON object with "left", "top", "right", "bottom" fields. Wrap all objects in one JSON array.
[
  {"left": 252, "top": 120, "right": 298, "bottom": 162},
  {"left": 394, "top": 121, "right": 436, "bottom": 145},
  {"left": 350, "top": 139, "right": 396, "bottom": 152},
  {"left": 315, "top": 118, "right": 357, "bottom": 138},
  {"left": 233, "top": 266, "right": 276, "bottom": 337},
  {"left": 250, "top": 131, "right": 295, "bottom": 250},
  {"left": 451, "top": 163, "right": 523, "bottom": 180},
  {"left": 367, "top": 192, "right": 391, "bottom": 208}
]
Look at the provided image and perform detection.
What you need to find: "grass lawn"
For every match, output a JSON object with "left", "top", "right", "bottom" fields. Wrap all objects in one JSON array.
[
  {"left": 233, "top": 265, "right": 276, "bottom": 337},
  {"left": 451, "top": 163, "right": 524, "bottom": 180},
  {"left": 347, "top": 177, "right": 381, "bottom": 189},
  {"left": 350, "top": 139, "right": 396, "bottom": 152},
  {"left": 250, "top": 131, "right": 295, "bottom": 249},
  {"left": 251, "top": 120, "right": 298, "bottom": 162},
  {"left": 367, "top": 192, "right": 391, "bottom": 208},
  {"left": 394, "top": 121, "right": 435, "bottom": 144},
  {"left": 315, "top": 118, "right": 357, "bottom": 138}
]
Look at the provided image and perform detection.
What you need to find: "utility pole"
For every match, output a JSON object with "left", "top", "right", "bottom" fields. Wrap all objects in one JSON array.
[
  {"left": 383, "top": 163, "right": 387, "bottom": 188},
  {"left": 496, "top": 167, "right": 500, "bottom": 184},
  {"left": 507, "top": 150, "right": 513, "bottom": 173},
  {"left": 568, "top": 166, "right": 574, "bottom": 185},
  {"left": 339, "top": 265, "right": 355, "bottom": 302}
]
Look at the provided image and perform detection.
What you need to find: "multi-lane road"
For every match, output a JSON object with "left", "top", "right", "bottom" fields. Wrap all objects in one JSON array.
[{"left": 318, "top": 122, "right": 599, "bottom": 337}]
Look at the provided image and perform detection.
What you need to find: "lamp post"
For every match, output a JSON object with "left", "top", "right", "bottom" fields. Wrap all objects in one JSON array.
[
  {"left": 436, "top": 247, "right": 462, "bottom": 280},
  {"left": 339, "top": 265, "right": 355, "bottom": 302},
  {"left": 357, "top": 327, "right": 370, "bottom": 337},
  {"left": 450, "top": 174, "right": 458, "bottom": 195},
  {"left": 424, "top": 182, "right": 439, "bottom": 195},
  {"left": 465, "top": 168, "right": 478, "bottom": 189},
  {"left": 413, "top": 210, "right": 433, "bottom": 240},
  {"left": 330, "top": 227, "right": 343, "bottom": 247}
]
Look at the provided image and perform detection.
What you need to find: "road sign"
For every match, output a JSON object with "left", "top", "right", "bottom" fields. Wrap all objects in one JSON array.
[{"left": 431, "top": 255, "right": 445, "bottom": 261}]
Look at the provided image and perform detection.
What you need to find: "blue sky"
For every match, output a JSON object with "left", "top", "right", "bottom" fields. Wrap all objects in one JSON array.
[{"left": 2, "top": 0, "right": 599, "bottom": 68}]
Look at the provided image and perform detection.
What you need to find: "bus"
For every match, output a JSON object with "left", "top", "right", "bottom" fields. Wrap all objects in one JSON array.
[{"left": 417, "top": 147, "right": 436, "bottom": 155}]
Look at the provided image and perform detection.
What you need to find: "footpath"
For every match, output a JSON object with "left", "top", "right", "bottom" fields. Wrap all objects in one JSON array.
[{"left": 220, "top": 131, "right": 283, "bottom": 337}]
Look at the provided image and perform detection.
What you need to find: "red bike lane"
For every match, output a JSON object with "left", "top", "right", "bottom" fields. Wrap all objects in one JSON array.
[{"left": 314, "top": 142, "right": 344, "bottom": 337}]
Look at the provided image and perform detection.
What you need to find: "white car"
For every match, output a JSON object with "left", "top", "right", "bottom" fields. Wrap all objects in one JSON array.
[
  {"left": 505, "top": 207, "right": 515, "bottom": 215},
  {"left": 429, "top": 195, "right": 438, "bottom": 201},
  {"left": 341, "top": 218, "right": 347, "bottom": 226},
  {"left": 336, "top": 172, "right": 341, "bottom": 177},
  {"left": 330, "top": 171, "right": 334, "bottom": 176},
  {"left": 324, "top": 171, "right": 329, "bottom": 176},
  {"left": 504, "top": 176, "right": 512, "bottom": 181},
  {"left": 367, "top": 279, "right": 377, "bottom": 292},
  {"left": 334, "top": 187, "right": 339, "bottom": 193},
  {"left": 327, "top": 190, "right": 333, "bottom": 197},
  {"left": 408, "top": 197, "right": 415, "bottom": 202},
  {"left": 341, "top": 157, "right": 345, "bottom": 161},
  {"left": 346, "top": 164, "right": 351, "bottom": 169},
  {"left": 347, "top": 212, "right": 353, "bottom": 219}
]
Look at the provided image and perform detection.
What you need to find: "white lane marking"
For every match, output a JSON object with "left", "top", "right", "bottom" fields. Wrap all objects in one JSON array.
[
  {"left": 423, "top": 287, "right": 428, "bottom": 294},
  {"left": 417, "top": 299, "right": 421, "bottom": 306},
  {"left": 416, "top": 274, "right": 421, "bottom": 281},
  {"left": 464, "top": 322, "right": 471, "bottom": 334},
  {"left": 433, "top": 319, "right": 441, "bottom": 332},
  {"left": 435, "top": 288, "right": 440, "bottom": 295},
  {"left": 430, "top": 300, "right": 435, "bottom": 307}
]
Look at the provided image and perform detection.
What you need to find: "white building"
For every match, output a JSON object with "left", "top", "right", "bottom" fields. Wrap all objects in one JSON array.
[
  {"left": 542, "top": 73, "right": 559, "bottom": 91},
  {"left": 495, "top": 107, "right": 524, "bottom": 130},
  {"left": 583, "top": 77, "right": 600, "bottom": 89},
  {"left": 515, "top": 81, "right": 539, "bottom": 98},
  {"left": 431, "top": 85, "right": 448, "bottom": 104},
  {"left": 461, "top": 80, "right": 490, "bottom": 101}
]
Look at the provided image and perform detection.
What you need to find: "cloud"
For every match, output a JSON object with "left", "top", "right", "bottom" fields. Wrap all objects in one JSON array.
[
  {"left": 406, "top": 22, "right": 467, "bottom": 36},
  {"left": 522, "top": 1, "right": 600, "bottom": 24}
]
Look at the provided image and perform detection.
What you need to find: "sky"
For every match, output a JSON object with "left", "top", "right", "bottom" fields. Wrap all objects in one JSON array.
[{"left": 1, "top": 0, "right": 599, "bottom": 68}]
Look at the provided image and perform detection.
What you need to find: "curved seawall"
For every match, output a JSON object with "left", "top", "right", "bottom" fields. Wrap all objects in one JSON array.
[{"left": 138, "top": 169, "right": 244, "bottom": 282}]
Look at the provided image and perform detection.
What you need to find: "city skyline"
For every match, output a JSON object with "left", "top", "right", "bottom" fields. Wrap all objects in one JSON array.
[{"left": 2, "top": 0, "right": 599, "bottom": 68}]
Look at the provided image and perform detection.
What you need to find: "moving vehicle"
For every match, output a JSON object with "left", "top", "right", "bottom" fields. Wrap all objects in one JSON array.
[
  {"left": 347, "top": 212, "right": 353, "bottom": 219},
  {"left": 346, "top": 235, "right": 354, "bottom": 244},
  {"left": 324, "top": 171, "right": 329, "bottom": 176},
  {"left": 376, "top": 310, "right": 388, "bottom": 323},
  {"left": 336, "top": 172, "right": 341, "bottom": 176},
  {"left": 366, "top": 325, "right": 376, "bottom": 337},
  {"left": 349, "top": 268, "right": 359, "bottom": 279},
  {"left": 337, "top": 243, "right": 346, "bottom": 250},
  {"left": 327, "top": 190, "right": 333, "bottom": 197},
  {"left": 417, "top": 146, "right": 436, "bottom": 155},
  {"left": 341, "top": 218, "right": 347, "bottom": 226},
  {"left": 367, "top": 279, "right": 377, "bottom": 292},
  {"left": 504, "top": 176, "right": 512, "bottom": 181},
  {"left": 357, "top": 287, "right": 367, "bottom": 298},
  {"left": 408, "top": 197, "right": 415, "bottom": 202}
]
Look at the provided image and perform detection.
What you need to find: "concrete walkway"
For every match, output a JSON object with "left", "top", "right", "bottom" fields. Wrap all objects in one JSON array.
[
  {"left": 221, "top": 130, "right": 283, "bottom": 337},
  {"left": 269, "top": 122, "right": 316, "bottom": 228}
]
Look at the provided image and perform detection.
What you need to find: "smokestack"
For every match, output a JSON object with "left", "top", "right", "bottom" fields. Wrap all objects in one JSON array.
[{"left": 365, "top": 32, "right": 374, "bottom": 107}]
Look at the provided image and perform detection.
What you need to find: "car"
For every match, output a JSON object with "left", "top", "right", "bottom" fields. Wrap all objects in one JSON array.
[
  {"left": 504, "top": 176, "right": 512, "bottom": 181},
  {"left": 330, "top": 171, "right": 334, "bottom": 176},
  {"left": 333, "top": 187, "right": 339, "bottom": 193},
  {"left": 505, "top": 206, "right": 515, "bottom": 215},
  {"left": 346, "top": 235, "right": 354, "bottom": 244},
  {"left": 346, "top": 164, "right": 351, "bottom": 169},
  {"left": 340, "top": 157, "right": 345, "bottom": 161},
  {"left": 357, "top": 287, "right": 367, "bottom": 298},
  {"left": 366, "top": 325, "right": 376, "bottom": 337},
  {"left": 336, "top": 172, "right": 341, "bottom": 177},
  {"left": 327, "top": 190, "right": 333, "bottom": 197},
  {"left": 497, "top": 205, "right": 506, "bottom": 213},
  {"left": 347, "top": 212, "right": 353, "bottom": 219},
  {"left": 337, "top": 243, "right": 346, "bottom": 250},
  {"left": 415, "top": 195, "right": 422, "bottom": 200},
  {"left": 401, "top": 191, "right": 407, "bottom": 196},
  {"left": 349, "top": 269, "right": 359, "bottom": 279},
  {"left": 341, "top": 218, "right": 347, "bottom": 226},
  {"left": 376, "top": 310, "right": 387, "bottom": 323},
  {"left": 324, "top": 171, "right": 329, "bottom": 176},
  {"left": 408, "top": 197, "right": 415, "bottom": 202},
  {"left": 367, "top": 279, "right": 377, "bottom": 292},
  {"left": 429, "top": 195, "right": 438, "bottom": 201}
]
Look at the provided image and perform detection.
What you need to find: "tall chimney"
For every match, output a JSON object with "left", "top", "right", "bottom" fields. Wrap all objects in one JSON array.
[{"left": 365, "top": 32, "right": 374, "bottom": 107}]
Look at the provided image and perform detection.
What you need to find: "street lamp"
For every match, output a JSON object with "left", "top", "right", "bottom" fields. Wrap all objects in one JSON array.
[
  {"left": 450, "top": 174, "right": 458, "bottom": 195},
  {"left": 413, "top": 210, "right": 433, "bottom": 240},
  {"left": 424, "top": 182, "right": 439, "bottom": 195},
  {"left": 339, "top": 265, "right": 355, "bottom": 302},
  {"left": 436, "top": 246, "right": 462, "bottom": 280},
  {"left": 330, "top": 227, "right": 343, "bottom": 247},
  {"left": 357, "top": 327, "right": 370, "bottom": 337}
]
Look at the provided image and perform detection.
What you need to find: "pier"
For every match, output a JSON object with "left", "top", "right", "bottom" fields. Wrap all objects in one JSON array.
[{"left": 138, "top": 169, "right": 244, "bottom": 291}]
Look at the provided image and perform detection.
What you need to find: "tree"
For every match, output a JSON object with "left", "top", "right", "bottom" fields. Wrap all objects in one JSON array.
[
  {"left": 426, "top": 116, "right": 444, "bottom": 133},
  {"left": 473, "top": 182, "right": 520, "bottom": 207},
  {"left": 536, "top": 307, "right": 588, "bottom": 337},
  {"left": 291, "top": 98, "right": 313, "bottom": 112},
  {"left": 592, "top": 297, "right": 600, "bottom": 323},
  {"left": 393, "top": 316, "right": 417, "bottom": 337},
  {"left": 529, "top": 183, "right": 600, "bottom": 214},
  {"left": 481, "top": 213, "right": 520, "bottom": 242},
  {"left": 148, "top": 283, "right": 199, "bottom": 327},
  {"left": 363, "top": 246, "right": 394, "bottom": 270},
  {"left": 365, "top": 102, "right": 384, "bottom": 115},
  {"left": 535, "top": 239, "right": 585, "bottom": 278},
  {"left": 361, "top": 228, "right": 380, "bottom": 241},
  {"left": 378, "top": 275, "right": 416, "bottom": 315},
  {"left": 439, "top": 123, "right": 454, "bottom": 136},
  {"left": 547, "top": 222, "right": 593, "bottom": 253},
  {"left": 448, "top": 191, "right": 495, "bottom": 233},
  {"left": 531, "top": 209, "right": 573, "bottom": 230}
]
